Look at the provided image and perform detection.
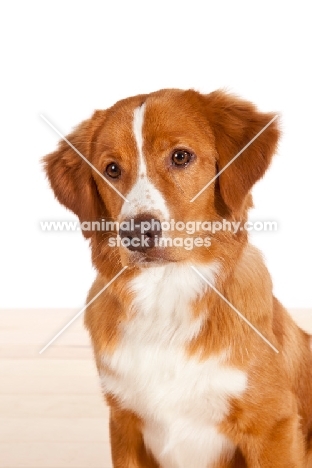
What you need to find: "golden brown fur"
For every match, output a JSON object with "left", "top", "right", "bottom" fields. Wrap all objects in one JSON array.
[{"left": 44, "top": 89, "right": 312, "bottom": 467}]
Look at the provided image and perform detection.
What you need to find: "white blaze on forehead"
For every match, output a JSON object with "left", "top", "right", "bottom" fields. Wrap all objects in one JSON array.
[
  {"left": 133, "top": 103, "right": 146, "bottom": 176},
  {"left": 120, "top": 103, "right": 170, "bottom": 220}
]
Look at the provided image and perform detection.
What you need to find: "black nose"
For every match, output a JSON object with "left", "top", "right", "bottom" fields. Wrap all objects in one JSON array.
[{"left": 119, "top": 216, "right": 162, "bottom": 252}]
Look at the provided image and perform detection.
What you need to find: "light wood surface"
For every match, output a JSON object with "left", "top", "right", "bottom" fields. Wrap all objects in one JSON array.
[
  {"left": 1, "top": 308, "right": 311, "bottom": 468},
  {"left": 0, "top": 310, "right": 112, "bottom": 468}
]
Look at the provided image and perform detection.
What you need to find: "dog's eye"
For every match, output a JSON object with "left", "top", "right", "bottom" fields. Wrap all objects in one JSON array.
[
  {"left": 172, "top": 150, "right": 192, "bottom": 167},
  {"left": 105, "top": 163, "right": 121, "bottom": 179}
]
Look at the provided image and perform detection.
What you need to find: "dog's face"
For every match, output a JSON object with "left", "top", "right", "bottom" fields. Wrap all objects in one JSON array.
[{"left": 44, "top": 89, "right": 279, "bottom": 270}]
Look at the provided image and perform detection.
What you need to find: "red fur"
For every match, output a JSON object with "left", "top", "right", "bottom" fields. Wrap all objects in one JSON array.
[{"left": 44, "top": 89, "right": 312, "bottom": 467}]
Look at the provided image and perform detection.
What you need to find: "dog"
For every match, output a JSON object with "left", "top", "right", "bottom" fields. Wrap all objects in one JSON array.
[{"left": 44, "top": 89, "right": 312, "bottom": 467}]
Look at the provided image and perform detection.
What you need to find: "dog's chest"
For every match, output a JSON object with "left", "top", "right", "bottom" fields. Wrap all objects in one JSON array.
[{"left": 100, "top": 265, "right": 247, "bottom": 468}]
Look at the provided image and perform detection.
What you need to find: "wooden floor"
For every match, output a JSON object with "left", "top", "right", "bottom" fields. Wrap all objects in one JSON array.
[
  {"left": 1, "top": 308, "right": 312, "bottom": 468},
  {"left": 0, "top": 310, "right": 112, "bottom": 468}
]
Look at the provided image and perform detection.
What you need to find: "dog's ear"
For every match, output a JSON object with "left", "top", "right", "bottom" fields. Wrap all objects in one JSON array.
[
  {"left": 43, "top": 111, "right": 106, "bottom": 238},
  {"left": 203, "top": 91, "right": 280, "bottom": 214}
]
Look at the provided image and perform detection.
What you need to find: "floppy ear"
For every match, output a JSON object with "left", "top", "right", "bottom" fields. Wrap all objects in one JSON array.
[
  {"left": 43, "top": 111, "right": 106, "bottom": 238},
  {"left": 204, "top": 91, "right": 280, "bottom": 214}
]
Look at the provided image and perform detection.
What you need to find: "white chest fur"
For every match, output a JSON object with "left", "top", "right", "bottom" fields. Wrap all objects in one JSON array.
[{"left": 100, "top": 264, "right": 247, "bottom": 468}]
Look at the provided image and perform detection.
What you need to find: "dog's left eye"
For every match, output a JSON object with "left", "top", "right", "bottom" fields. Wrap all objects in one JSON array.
[{"left": 172, "top": 150, "right": 192, "bottom": 167}]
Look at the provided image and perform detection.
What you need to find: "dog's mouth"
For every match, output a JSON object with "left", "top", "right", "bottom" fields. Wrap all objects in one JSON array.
[
  {"left": 116, "top": 216, "right": 207, "bottom": 266},
  {"left": 125, "top": 246, "right": 178, "bottom": 267},
  {"left": 120, "top": 234, "right": 160, "bottom": 252}
]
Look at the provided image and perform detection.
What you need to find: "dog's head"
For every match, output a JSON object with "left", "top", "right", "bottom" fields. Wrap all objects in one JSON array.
[{"left": 44, "top": 89, "right": 279, "bottom": 271}]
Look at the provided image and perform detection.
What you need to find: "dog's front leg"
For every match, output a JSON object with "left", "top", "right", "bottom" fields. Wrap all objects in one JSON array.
[
  {"left": 109, "top": 405, "right": 159, "bottom": 468},
  {"left": 238, "top": 414, "right": 306, "bottom": 468}
]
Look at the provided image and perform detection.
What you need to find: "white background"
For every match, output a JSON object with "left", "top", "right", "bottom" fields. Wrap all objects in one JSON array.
[{"left": 0, "top": 1, "right": 311, "bottom": 308}]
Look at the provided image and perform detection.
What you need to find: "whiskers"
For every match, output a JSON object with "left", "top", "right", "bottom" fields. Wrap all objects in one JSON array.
[{"left": 91, "top": 229, "right": 120, "bottom": 265}]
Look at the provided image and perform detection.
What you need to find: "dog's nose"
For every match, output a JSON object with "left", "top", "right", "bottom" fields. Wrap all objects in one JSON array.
[{"left": 119, "top": 216, "right": 162, "bottom": 252}]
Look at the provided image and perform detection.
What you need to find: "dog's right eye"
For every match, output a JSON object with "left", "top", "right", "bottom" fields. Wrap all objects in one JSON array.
[{"left": 105, "top": 163, "right": 121, "bottom": 179}]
